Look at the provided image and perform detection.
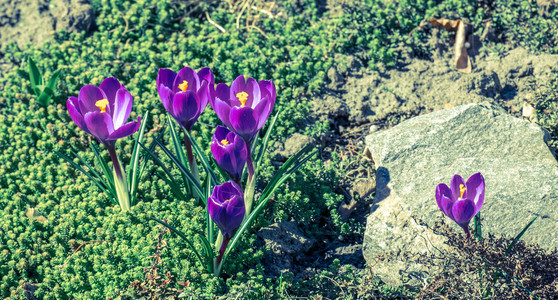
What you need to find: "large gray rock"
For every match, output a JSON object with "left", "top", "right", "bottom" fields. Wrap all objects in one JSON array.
[{"left": 363, "top": 103, "right": 558, "bottom": 286}]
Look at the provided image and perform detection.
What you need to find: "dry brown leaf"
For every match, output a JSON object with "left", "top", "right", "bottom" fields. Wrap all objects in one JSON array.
[
  {"left": 427, "top": 18, "right": 461, "bottom": 31},
  {"left": 338, "top": 199, "right": 358, "bottom": 222},
  {"left": 429, "top": 18, "right": 472, "bottom": 73},
  {"left": 25, "top": 208, "right": 48, "bottom": 223},
  {"left": 455, "top": 20, "right": 471, "bottom": 73}
]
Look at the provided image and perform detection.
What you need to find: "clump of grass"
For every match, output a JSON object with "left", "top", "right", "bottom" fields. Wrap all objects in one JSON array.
[{"left": 416, "top": 218, "right": 558, "bottom": 299}]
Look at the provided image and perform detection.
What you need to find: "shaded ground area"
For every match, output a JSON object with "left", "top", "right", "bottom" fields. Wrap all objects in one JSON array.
[{"left": 0, "top": 0, "right": 94, "bottom": 76}]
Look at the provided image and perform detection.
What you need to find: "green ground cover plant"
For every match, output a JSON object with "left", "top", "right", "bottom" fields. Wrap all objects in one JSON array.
[{"left": 1, "top": 0, "right": 557, "bottom": 298}]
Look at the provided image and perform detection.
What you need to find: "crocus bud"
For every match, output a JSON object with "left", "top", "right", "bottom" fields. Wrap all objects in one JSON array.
[
  {"left": 208, "top": 181, "right": 245, "bottom": 238},
  {"left": 435, "top": 173, "right": 485, "bottom": 238},
  {"left": 211, "top": 126, "right": 248, "bottom": 182}
]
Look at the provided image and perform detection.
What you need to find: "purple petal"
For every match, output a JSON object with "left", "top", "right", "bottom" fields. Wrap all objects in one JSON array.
[
  {"left": 99, "top": 77, "right": 121, "bottom": 114},
  {"left": 173, "top": 67, "right": 199, "bottom": 92},
  {"left": 451, "top": 199, "right": 476, "bottom": 227},
  {"left": 212, "top": 125, "right": 230, "bottom": 143},
  {"left": 107, "top": 117, "right": 141, "bottom": 140},
  {"left": 84, "top": 111, "right": 114, "bottom": 142},
  {"left": 67, "top": 97, "right": 88, "bottom": 133},
  {"left": 253, "top": 95, "right": 274, "bottom": 129},
  {"left": 213, "top": 97, "right": 232, "bottom": 128},
  {"left": 196, "top": 81, "right": 210, "bottom": 116},
  {"left": 435, "top": 183, "right": 451, "bottom": 212},
  {"left": 259, "top": 80, "right": 276, "bottom": 103},
  {"left": 229, "top": 106, "right": 258, "bottom": 140},
  {"left": 214, "top": 83, "right": 231, "bottom": 108},
  {"left": 197, "top": 67, "right": 215, "bottom": 86},
  {"left": 172, "top": 91, "right": 200, "bottom": 130},
  {"left": 113, "top": 87, "right": 133, "bottom": 129},
  {"left": 450, "top": 174, "right": 465, "bottom": 201},
  {"left": 78, "top": 85, "right": 108, "bottom": 114},
  {"left": 158, "top": 85, "right": 174, "bottom": 115},
  {"left": 211, "top": 127, "right": 247, "bottom": 180},
  {"left": 231, "top": 76, "right": 260, "bottom": 108},
  {"left": 465, "top": 172, "right": 485, "bottom": 214},
  {"left": 157, "top": 69, "right": 176, "bottom": 91}
]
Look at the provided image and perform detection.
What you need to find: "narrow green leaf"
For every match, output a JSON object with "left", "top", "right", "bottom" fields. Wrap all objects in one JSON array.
[
  {"left": 37, "top": 87, "right": 54, "bottom": 106},
  {"left": 136, "top": 125, "right": 166, "bottom": 193},
  {"left": 260, "top": 144, "right": 315, "bottom": 200},
  {"left": 168, "top": 116, "right": 188, "bottom": 166},
  {"left": 155, "top": 170, "right": 186, "bottom": 201},
  {"left": 255, "top": 112, "right": 279, "bottom": 173},
  {"left": 183, "top": 129, "right": 219, "bottom": 185},
  {"left": 28, "top": 58, "right": 42, "bottom": 93},
  {"left": 220, "top": 145, "right": 316, "bottom": 273},
  {"left": 46, "top": 69, "right": 62, "bottom": 90},
  {"left": 473, "top": 213, "right": 482, "bottom": 241},
  {"left": 196, "top": 234, "right": 214, "bottom": 273},
  {"left": 506, "top": 216, "right": 538, "bottom": 255},
  {"left": 205, "top": 174, "right": 214, "bottom": 244},
  {"left": 67, "top": 148, "right": 103, "bottom": 181},
  {"left": 90, "top": 142, "right": 116, "bottom": 190},
  {"left": 138, "top": 141, "right": 190, "bottom": 200},
  {"left": 129, "top": 111, "right": 149, "bottom": 203},
  {"left": 151, "top": 139, "right": 204, "bottom": 199},
  {"left": 150, "top": 217, "right": 206, "bottom": 268},
  {"left": 167, "top": 115, "right": 191, "bottom": 194},
  {"left": 54, "top": 150, "right": 116, "bottom": 202}
]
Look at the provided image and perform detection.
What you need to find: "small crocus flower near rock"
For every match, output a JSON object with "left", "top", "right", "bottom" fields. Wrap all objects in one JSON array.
[
  {"left": 156, "top": 67, "right": 214, "bottom": 131},
  {"left": 436, "top": 173, "right": 485, "bottom": 238},
  {"left": 211, "top": 126, "right": 248, "bottom": 183},
  {"left": 210, "top": 75, "right": 276, "bottom": 179},
  {"left": 67, "top": 77, "right": 141, "bottom": 212}
]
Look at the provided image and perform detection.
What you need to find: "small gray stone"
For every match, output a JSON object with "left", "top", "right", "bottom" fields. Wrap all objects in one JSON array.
[
  {"left": 363, "top": 103, "right": 558, "bottom": 287},
  {"left": 52, "top": 0, "right": 94, "bottom": 33},
  {"left": 257, "top": 221, "right": 315, "bottom": 276},
  {"left": 278, "top": 133, "right": 315, "bottom": 160}
]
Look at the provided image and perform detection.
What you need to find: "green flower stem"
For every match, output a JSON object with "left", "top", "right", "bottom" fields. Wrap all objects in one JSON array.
[
  {"left": 214, "top": 231, "right": 224, "bottom": 251},
  {"left": 107, "top": 145, "right": 130, "bottom": 212},
  {"left": 246, "top": 143, "right": 255, "bottom": 181},
  {"left": 214, "top": 234, "right": 230, "bottom": 277},
  {"left": 183, "top": 131, "right": 200, "bottom": 200},
  {"left": 474, "top": 213, "right": 482, "bottom": 241},
  {"left": 244, "top": 176, "right": 256, "bottom": 217}
]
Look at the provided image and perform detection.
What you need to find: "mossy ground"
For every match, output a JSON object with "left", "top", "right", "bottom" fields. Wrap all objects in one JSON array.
[{"left": 0, "top": 0, "right": 557, "bottom": 298}]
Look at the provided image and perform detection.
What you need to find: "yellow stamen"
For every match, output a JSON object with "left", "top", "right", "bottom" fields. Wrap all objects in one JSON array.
[
  {"left": 178, "top": 80, "right": 189, "bottom": 91},
  {"left": 459, "top": 184, "right": 466, "bottom": 199},
  {"left": 95, "top": 99, "right": 109, "bottom": 113},
  {"left": 221, "top": 139, "right": 229, "bottom": 146},
  {"left": 237, "top": 92, "right": 248, "bottom": 107}
]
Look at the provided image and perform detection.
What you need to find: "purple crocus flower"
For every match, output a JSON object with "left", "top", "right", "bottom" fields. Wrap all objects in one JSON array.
[
  {"left": 211, "top": 126, "right": 248, "bottom": 183},
  {"left": 66, "top": 77, "right": 141, "bottom": 212},
  {"left": 67, "top": 77, "right": 141, "bottom": 147},
  {"left": 156, "top": 67, "right": 214, "bottom": 131},
  {"left": 435, "top": 173, "right": 485, "bottom": 238},
  {"left": 208, "top": 181, "right": 245, "bottom": 239},
  {"left": 210, "top": 75, "right": 275, "bottom": 143}
]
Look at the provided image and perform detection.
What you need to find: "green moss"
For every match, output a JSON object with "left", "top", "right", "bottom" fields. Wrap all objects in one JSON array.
[{"left": 1, "top": 0, "right": 557, "bottom": 298}]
